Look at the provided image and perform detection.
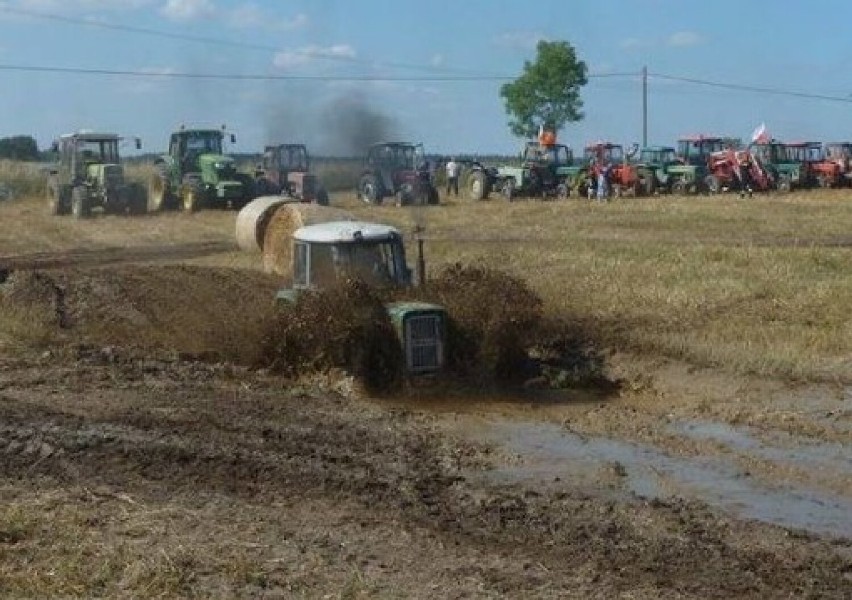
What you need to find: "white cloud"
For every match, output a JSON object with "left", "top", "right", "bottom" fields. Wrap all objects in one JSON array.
[
  {"left": 159, "top": 0, "right": 215, "bottom": 21},
  {"left": 493, "top": 30, "right": 548, "bottom": 50},
  {"left": 273, "top": 44, "right": 356, "bottom": 70},
  {"left": 228, "top": 4, "right": 308, "bottom": 31},
  {"left": 667, "top": 31, "right": 704, "bottom": 47}
]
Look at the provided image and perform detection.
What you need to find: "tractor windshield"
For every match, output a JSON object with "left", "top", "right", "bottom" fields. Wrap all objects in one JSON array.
[
  {"left": 677, "top": 139, "right": 727, "bottom": 161},
  {"left": 298, "top": 240, "right": 406, "bottom": 288},
  {"left": 826, "top": 144, "right": 852, "bottom": 160},
  {"left": 640, "top": 149, "right": 675, "bottom": 164},
  {"left": 185, "top": 132, "right": 223, "bottom": 155},
  {"left": 752, "top": 144, "right": 784, "bottom": 164},
  {"left": 77, "top": 139, "right": 119, "bottom": 163},
  {"left": 543, "top": 145, "right": 572, "bottom": 165},
  {"left": 281, "top": 146, "right": 308, "bottom": 171},
  {"left": 786, "top": 145, "right": 822, "bottom": 162},
  {"left": 371, "top": 145, "right": 419, "bottom": 170}
]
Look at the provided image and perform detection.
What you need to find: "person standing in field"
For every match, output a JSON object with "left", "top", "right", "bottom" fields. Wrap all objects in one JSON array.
[
  {"left": 445, "top": 157, "right": 460, "bottom": 197},
  {"left": 596, "top": 162, "right": 610, "bottom": 202}
]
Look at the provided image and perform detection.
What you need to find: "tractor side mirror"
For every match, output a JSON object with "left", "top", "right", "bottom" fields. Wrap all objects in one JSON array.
[
  {"left": 50, "top": 141, "right": 59, "bottom": 153},
  {"left": 230, "top": 134, "right": 236, "bottom": 144},
  {"left": 135, "top": 138, "right": 142, "bottom": 150}
]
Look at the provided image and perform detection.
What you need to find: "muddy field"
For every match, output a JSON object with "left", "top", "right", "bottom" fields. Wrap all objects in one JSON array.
[{"left": 1, "top": 192, "right": 851, "bottom": 598}]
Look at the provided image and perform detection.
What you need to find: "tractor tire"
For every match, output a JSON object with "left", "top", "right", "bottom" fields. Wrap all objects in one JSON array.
[
  {"left": 777, "top": 175, "right": 792, "bottom": 193},
  {"left": 556, "top": 183, "right": 569, "bottom": 199},
  {"left": 47, "top": 180, "right": 61, "bottom": 216},
  {"left": 71, "top": 186, "right": 91, "bottom": 220},
  {"left": 817, "top": 174, "right": 833, "bottom": 189},
  {"left": 127, "top": 183, "right": 148, "bottom": 215},
  {"left": 359, "top": 174, "right": 381, "bottom": 205},
  {"left": 468, "top": 170, "right": 488, "bottom": 201},
  {"left": 182, "top": 182, "right": 203, "bottom": 213},
  {"left": 705, "top": 175, "right": 721, "bottom": 195},
  {"left": 501, "top": 178, "right": 515, "bottom": 202},
  {"left": 640, "top": 176, "right": 656, "bottom": 197},
  {"left": 671, "top": 180, "right": 688, "bottom": 196},
  {"left": 148, "top": 166, "right": 171, "bottom": 212},
  {"left": 427, "top": 186, "right": 439, "bottom": 205},
  {"left": 316, "top": 188, "right": 330, "bottom": 206}
]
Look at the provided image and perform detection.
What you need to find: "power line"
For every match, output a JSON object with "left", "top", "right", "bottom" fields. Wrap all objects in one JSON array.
[
  {"left": 649, "top": 72, "right": 852, "bottom": 105},
  {"left": 0, "top": 62, "right": 635, "bottom": 82},
  {"left": 0, "top": 5, "right": 501, "bottom": 77}
]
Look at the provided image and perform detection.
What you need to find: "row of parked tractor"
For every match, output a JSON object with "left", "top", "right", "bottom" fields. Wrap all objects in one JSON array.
[
  {"left": 45, "top": 126, "right": 336, "bottom": 218},
  {"left": 458, "top": 134, "right": 852, "bottom": 202}
]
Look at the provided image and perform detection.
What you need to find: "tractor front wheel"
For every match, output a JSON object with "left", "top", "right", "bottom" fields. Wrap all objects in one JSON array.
[
  {"left": 468, "top": 171, "right": 488, "bottom": 201},
  {"left": 359, "top": 174, "right": 381, "bottom": 205},
  {"left": 182, "top": 183, "right": 202, "bottom": 212},
  {"left": 71, "top": 186, "right": 91, "bottom": 219},
  {"left": 148, "top": 168, "right": 170, "bottom": 212}
]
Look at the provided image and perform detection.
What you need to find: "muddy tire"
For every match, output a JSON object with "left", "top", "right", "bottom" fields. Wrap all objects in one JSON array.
[
  {"left": 71, "top": 186, "right": 90, "bottom": 219},
  {"left": 501, "top": 178, "right": 515, "bottom": 202},
  {"left": 148, "top": 165, "right": 171, "bottom": 212},
  {"left": 181, "top": 182, "right": 203, "bottom": 213},
  {"left": 468, "top": 171, "right": 488, "bottom": 201},
  {"left": 359, "top": 174, "right": 381, "bottom": 205}
]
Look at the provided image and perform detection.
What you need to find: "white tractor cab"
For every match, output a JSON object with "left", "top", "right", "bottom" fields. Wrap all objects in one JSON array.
[{"left": 276, "top": 220, "right": 446, "bottom": 375}]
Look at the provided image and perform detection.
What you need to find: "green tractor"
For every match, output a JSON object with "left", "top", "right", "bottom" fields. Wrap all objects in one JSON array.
[
  {"left": 276, "top": 221, "right": 446, "bottom": 377},
  {"left": 472, "top": 141, "right": 575, "bottom": 201},
  {"left": 635, "top": 146, "right": 681, "bottom": 194},
  {"left": 149, "top": 127, "right": 255, "bottom": 212},
  {"left": 749, "top": 140, "right": 809, "bottom": 192},
  {"left": 46, "top": 131, "right": 147, "bottom": 219}
]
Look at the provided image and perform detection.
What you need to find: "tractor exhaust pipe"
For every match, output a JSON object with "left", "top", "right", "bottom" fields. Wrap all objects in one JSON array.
[{"left": 416, "top": 237, "right": 426, "bottom": 287}]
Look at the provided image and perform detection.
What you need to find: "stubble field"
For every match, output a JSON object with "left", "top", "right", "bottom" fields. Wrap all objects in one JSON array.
[{"left": 1, "top": 185, "right": 851, "bottom": 598}]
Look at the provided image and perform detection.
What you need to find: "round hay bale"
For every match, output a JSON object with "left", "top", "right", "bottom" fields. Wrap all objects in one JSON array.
[
  {"left": 235, "top": 196, "right": 288, "bottom": 252},
  {"left": 261, "top": 204, "right": 354, "bottom": 276}
]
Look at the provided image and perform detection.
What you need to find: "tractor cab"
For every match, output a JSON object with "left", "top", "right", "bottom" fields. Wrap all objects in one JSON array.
[
  {"left": 584, "top": 142, "right": 624, "bottom": 165},
  {"left": 750, "top": 140, "right": 788, "bottom": 165},
  {"left": 523, "top": 142, "right": 573, "bottom": 166},
  {"left": 676, "top": 136, "right": 735, "bottom": 165},
  {"left": 366, "top": 142, "right": 425, "bottom": 186},
  {"left": 262, "top": 144, "right": 309, "bottom": 174},
  {"left": 256, "top": 144, "right": 324, "bottom": 202},
  {"left": 56, "top": 132, "right": 121, "bottom": 182},
  {"left": 784, "top": 142, "right": 822, "bottom": 164},
  {"left": 289, "top": 221, "right": 412, "bottom": 291},
  {"left": 639, "top": 146, "right": 677, "bottom": 167},
  {"left": 169, "top": 129, "right": 233, "bottom": 175}
]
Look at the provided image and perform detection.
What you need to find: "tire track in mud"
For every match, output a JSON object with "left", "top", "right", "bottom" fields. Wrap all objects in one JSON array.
[{"left": 0, "top": 240, "right": 236, "bottom": 274}]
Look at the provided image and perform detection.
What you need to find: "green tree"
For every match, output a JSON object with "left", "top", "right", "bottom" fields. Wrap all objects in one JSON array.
[
  {"left": 499, "top": 40, "right": 588, "bottom": 139},
  {"left": 0, "top": 135, "right": 40, "bottom": 161}
]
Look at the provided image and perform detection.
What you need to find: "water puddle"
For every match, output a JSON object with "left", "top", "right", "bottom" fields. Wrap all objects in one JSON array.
[
  {"left": 670, "top": 420, "right": 852, "bottom": 477},
  {"left": 476, "top": 419, "right": 852, "bottom": 538}
]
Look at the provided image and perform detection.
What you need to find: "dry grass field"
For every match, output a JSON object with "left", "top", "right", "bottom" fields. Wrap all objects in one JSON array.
[{"left": 1, "top": 180, "right": 852, "bottom": 598}]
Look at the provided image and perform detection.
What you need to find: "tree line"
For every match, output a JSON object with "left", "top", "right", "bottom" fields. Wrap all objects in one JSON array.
[{"left": 0, "top": 135, "right": 41, "bottom": 161}]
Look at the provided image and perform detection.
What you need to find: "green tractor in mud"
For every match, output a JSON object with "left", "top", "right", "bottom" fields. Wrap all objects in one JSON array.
[
  {"left": 149, "top": 127, "right": 255, "bottom": 212},
  {"left": 46, "top": 131, "right": 147, "bottom": 219},
  {"left": 276, "top": 221, "right": 446, "bottom": 377}
]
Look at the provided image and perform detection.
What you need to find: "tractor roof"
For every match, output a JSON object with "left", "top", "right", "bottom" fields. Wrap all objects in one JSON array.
[
  {"left": 585, "top": 142, "right": 622, "bottom": 150},
  {"left": 825, "top": 142, "right": 852, "bottom": 147},
  {"left": 175, "top": 129, "right": 223, "bottom": 136},
  {"left": 294, "top": 221, "right": 401, "bottom": 244},
  {"left": 784, "top": 141, "right": 821, "bottom": 147},
  {"left": 641, "top": 146, "right": 675, "bottom": 152},
  {"left": 369, "top": 142, "right": 420, "bottom": 149},
  {"left": 61, "top": 131, "right": 119, "bottom": 141},
  {"left": 678, "top": 135, "right": 726, "bottom": 142}
]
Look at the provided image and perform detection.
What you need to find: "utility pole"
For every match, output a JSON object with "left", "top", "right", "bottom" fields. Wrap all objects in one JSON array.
[{"left": 642, "top": 66, "right": 648, "bottom": 147}]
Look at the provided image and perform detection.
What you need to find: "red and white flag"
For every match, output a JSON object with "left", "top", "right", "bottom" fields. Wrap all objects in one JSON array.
[{"left": 751, "top": 123, "right": 769, "bottom": 143}]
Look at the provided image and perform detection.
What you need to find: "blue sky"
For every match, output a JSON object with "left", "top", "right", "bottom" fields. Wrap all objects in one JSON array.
[{"left": 1, "top": 0, "right": 852, "bottom": 156}]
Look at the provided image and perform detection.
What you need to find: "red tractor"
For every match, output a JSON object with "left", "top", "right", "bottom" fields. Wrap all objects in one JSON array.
[
  {"left": 812, "top": 143, "right": 852, "bottom": 188},
  {"left": 705, "top": 147, "right": 773, "bottom": 195},
  {"left": 356, "top": 142, "right": 438, "bottom": 206},
  {"left": 254, "top": 144, "right": 329, "bottom": 205},
  {"left": 583, "top": 142, "right": 646, "bottom": 197}
]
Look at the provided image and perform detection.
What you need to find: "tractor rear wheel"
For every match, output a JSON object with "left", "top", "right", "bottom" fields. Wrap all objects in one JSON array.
[
  {"left": 359, "top": 174, "right": 381, "bottom": 205},
  {"left": 71, "top": 186, "right": 90, "bottom": 219},
  {"left": 501, "top": 178, "right": 515, "bottom": 202},
  {"left": 47, "top": 181, "right": 61, "bottom": 216},
  {"left": 468, "top": 171, "right": 488, "bottom": 201},
  {"left": 705, "top": 175, "right": 721, "bottom": 195},
  {"left": 127, "top": 183, "right": 148, "bottom": 215}
]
